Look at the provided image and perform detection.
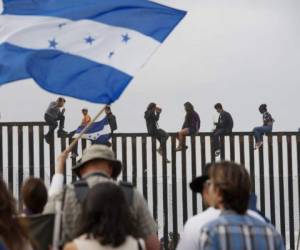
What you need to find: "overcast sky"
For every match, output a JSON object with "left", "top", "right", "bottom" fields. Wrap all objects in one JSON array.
[{"left": 1, "top": 0, "right": 300, "bottom": 132}]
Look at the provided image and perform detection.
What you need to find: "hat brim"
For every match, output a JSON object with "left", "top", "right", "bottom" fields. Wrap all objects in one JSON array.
[
  {"left": 72, "top": 158, "right": 122, "bottom": 179},
  {"left": 189, "top": 175, "right": 209, "bottom": 193}
]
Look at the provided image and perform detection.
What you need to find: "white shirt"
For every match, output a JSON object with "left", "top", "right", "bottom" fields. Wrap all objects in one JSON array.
[{"left": 176, "top": 207, "right": 265, "bottom": 250}]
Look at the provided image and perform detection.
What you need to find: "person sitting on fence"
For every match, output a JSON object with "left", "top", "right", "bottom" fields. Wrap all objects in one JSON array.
[
  {"left": 144, "top": 103, "right": 169, "bottom": 156},
  {"left": 63, "top": 182, "right": 145, "bottom": 250},
  {"left": 21, "top": 177, "right": 48, "bottom": 216},
  {"left": 176, "top": 102, "right": 200, "bottom": 151},
  {"left": 196, "top": 161, "right": 284, "bottom": 250},
  {"left": 0, "top": 178, "right": 35, "bottom": 250},
  {"left": 43, "top": 145, "right": 160, "bottom": 250},
  {"left": 177, "top": 162, "right": 270, "bottom": 250},
  {"left": 101, "top": 106, "right": 118, "bottom": 147},
  {"left": 253, "top": 104, "right": 274, "bottom": 150},
  {"left": 44, "top": 97, "right": 68, "bottom": 144},
  {"left": 212, "top": 103, "right": 233, "bottom": 157}
]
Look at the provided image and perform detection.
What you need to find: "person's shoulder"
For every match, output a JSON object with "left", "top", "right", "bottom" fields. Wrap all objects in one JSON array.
[
  {"left": 186, "top": 208, "right": 221, "bottom": 230},
  {"left": 63, "top": 242, "right": 78, "bottom": 250}
]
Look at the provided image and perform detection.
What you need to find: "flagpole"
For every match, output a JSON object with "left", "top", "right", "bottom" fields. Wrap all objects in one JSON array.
[{"left": 65, "top": 105, "right": 107, "bottom": 153}]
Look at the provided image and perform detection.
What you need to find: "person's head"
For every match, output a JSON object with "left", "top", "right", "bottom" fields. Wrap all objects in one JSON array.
[
  {"left": 76, "top": 182, "right": 135, "bottom": 247},
  {"left": 82, "top": 108, "right": 88, "bottom": 115},
  {"left": 184, "top": 102, "right": 194, "bottom": 113},
  {"left": 190, "top": 163, "right": 213, "bottom": 207},
  {"left": 21, "top": 177, "right": 48, "bottom": 214},
  {"left": 72, "top": 145, "right": 122, "bottom": 179},
  {"left": 214, "top": 103, "right": 223, "bottom": 113},
  {"left": 56, "top": 97, "right": 66, "bottom": 107},
  {"left": 147, "top": 102, "right": 156, "bottom": 112},
  {"left": 259, "top": 104, "right": 267, "bottom": 114},
  {"left": 0, "top": 178, "right": 32, "bottom": 250},
  {"left": 208, "top": 161, "right": 251, "bottom": 214},
  {"left": 105, "top": 106, "right": 112, "bottom": 115}
]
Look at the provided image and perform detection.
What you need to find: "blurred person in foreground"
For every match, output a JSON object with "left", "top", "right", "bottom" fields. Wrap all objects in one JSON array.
[
  {"left": 64, "top": 182, "right": 145, "bottom": 250},
  {"left": 21, "top": 177, "right": 48, "bottom": 216},
  {"left": 43, "top": 144, "right": 159, "bottom": 250},
  {"left": 196, "top": 161, "right": 284, "bottom": 250},
  {"left": 0, "top": 178, "right": 35, "bottom": 250}
]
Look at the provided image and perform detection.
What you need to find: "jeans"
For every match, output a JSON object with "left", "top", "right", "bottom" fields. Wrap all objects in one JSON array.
[
  {"left": 44, "top": 113, "right": 65, "bottom": 137},
  {"left": 253, "top": 125, "right": 272, "bottom": 143},
  {"left": 212, "top": 128, "right": 231, "bottom": 151}
]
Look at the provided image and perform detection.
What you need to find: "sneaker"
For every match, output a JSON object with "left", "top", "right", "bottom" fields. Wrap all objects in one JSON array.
[
  {"left": 70, "top": 152, "right": 78, "bottom": 159},
  {"left": 254, "top": 141, "right": 263, "bottom": 150},
  {"left": 176, "top": 145, "right": 188, "bottom": 152},
  {"left": 215, "top": 149, "right": 221, "bottom": 157},
  {"left": 57, "top": 129, "right": 68, "bottom": 138}
]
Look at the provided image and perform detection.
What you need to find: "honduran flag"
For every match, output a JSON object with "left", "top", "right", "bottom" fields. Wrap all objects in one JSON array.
[
  {"left": 0, "top": 0, "right": 186, "bottom": 103},
  {"left": 74, "top": 117, "right": 111, "bottom": 144}
]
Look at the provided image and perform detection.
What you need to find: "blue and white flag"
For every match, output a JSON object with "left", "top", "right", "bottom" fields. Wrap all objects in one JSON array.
[
  {"left": 75, "top": 117, "right": 111, "bottom": 144},
  {"left": 0, "top": 0, "right": 186, "bottom": 103}
]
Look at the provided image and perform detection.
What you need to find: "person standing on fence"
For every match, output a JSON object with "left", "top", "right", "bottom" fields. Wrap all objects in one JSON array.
[
  {"left": 144, "top": 103, "right": 169, "bottom": 156},
  {"left": 102, "top": 106, "right": 117, "bottom": 147},
  {"left": 43, "top": 145, "right": 160, "bottom": 250},
  {"left": 176, "top": 102, "right": 200, "bottom": 151},
  {"left": 196, "top": 161, "right": 284, "bottom": 250},
  {"left": 44, "top": 97, "right": 68, "bottom": 144},
  {"left": 212, "top": 103, "right": 233, "bottom": 157},
  {"left": 69, "top": 108, "right": 92, "bottom": 158},
  {"left": 253, "top": 104, "right": 274, "bottom": 150}
]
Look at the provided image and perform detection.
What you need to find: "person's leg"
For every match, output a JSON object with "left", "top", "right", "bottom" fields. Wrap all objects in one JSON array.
[
  {"left": 176, "top": 128, "right": 189, "bottom": 150},
  {"left": 57, "top": 114, "right": 68, "bottom": 137},
  {"left": 44, "top": 114, "right": 57, "bottom": 137},
  {"left": 212, "top": 129, "right": 223, "bottom": 152}
]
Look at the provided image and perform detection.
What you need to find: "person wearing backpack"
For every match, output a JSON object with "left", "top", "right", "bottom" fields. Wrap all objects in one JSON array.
[
  {"left": 63, "top": 182, "right": 145, "bottom": 250},
  {"left": 43, "top": 145, "right": 159, "bottom": 250}
]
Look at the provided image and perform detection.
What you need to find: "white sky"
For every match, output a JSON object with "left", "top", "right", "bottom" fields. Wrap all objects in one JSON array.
[{"left": 1, "top": 0, "right": 300, "bottom": 132}]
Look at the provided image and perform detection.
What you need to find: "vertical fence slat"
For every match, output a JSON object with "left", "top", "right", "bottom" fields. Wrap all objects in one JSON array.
[
  {"left": 267, "top": 135, "right": 276, "bottom": 225},
  {"left": 121, "top": 136, "right": 127, "bottom": 182},
  {"left": 191, "top": 136, "right": 197, "bottom": 215},
  {"left": 141, "top": 136, "right": 147, "bottom": 200},
  {"left": 60, "top": 138, "right": 67, "bottom": 184},
  {"left": 151, "top": 137, "right": 157, "bottom": 220},
  {"left": 162, "top": 139, "right": 168, "bottom": 250},
  {"left": 132, "top": 136, "right": 137, "bottom": 187},
  {"left": 49, "top": 136, "right": 55, "bottom": 179},
  {"left": 248, "top": 135, "right": 255, "bottom": 192},
  {"left": 229, "top": 135, "right": 235, "bottom": 161},
  {"left": 28, "top": 126, "right": 34, "bottom": 176},
  {"left": 239, "top": 135, "right": 245, "bottom": 165},
  {"left": 220, "top": 136, "right": 225, "bottom": 160},
  {"left": 210, "top": 136, "right": 215, "bottom": 163},
  {"left": 181, "top": 138, "right": 188, "bottom": 224},
  {"left": 7, "top": 126, "right": 13, "bottom": 191},
  {"left": 277, "top": 135, "right": 286, "bottom": 244},
  {"left": 286, "top": 135, "right": 294, "bottom": 249},
  {"left": 38, "top": 125, "right": 45, "bottom": 181},
  {"left": 171, "top": 136, "right": 178, "bottom": 236},
  {"left": 18, "top": 126, "right": 23, "bottom": 203},
  {"left": 258, "top": 146, "right": 265, "bottom": 214},
  {"left": 297, "top": 134, "right": 300, "bottom": 245}
]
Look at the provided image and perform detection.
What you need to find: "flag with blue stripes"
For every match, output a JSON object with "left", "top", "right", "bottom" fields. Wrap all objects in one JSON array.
[
  {"left": 75, "top": 117, "right": 111, "bottom": 144},
  {"left": 0, "top": 0, "right": 186, "bottom": 103}
]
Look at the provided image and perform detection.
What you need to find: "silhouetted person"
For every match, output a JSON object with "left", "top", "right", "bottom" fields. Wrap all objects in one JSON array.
[
  {"left": 144, "top": 103, "right": 169, "bottom": 156},
  {"left": 253, "top": 104, "right": 274, "bottom": 149},
  {"left": 176, "top": 102, "right": 200, "bottom": 151},
  {"left": 44, "top": 97, "right": 68, "bottom": 144},
  {"left": 212, "top": 103, "right": 233, "bottom": 156}
]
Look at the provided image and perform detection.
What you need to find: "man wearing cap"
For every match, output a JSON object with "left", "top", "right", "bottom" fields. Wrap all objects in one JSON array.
[
  {"left": 44, "top": 145, "right": 159, "bottom": 250},
  {"left": 177, "top": 163, "right": 268, "bottom": 250}
]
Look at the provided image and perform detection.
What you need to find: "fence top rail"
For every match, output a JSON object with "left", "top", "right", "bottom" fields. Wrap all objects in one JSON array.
[{"left": 0, "top": 122, "right": 299, "bottom": 136}]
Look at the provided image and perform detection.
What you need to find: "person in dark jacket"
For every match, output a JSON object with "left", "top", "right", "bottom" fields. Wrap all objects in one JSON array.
[
  {"left": 176, "top": 102, "right": 200, "bottom": 151},
  {"left": 212, "top": 103, "right": 233, "bottom": 156},
  {"left": 102, "top": 106, "right": 117, "bottom": 147},
  {"left": 44, "top": 97, "right": 68, "bottom": 144},
  {"left": 144, "top": 103, "right": 169, "bottom": 156},
  {"left": 253, "top": 104, "right": 274, "bottom": 149}
]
